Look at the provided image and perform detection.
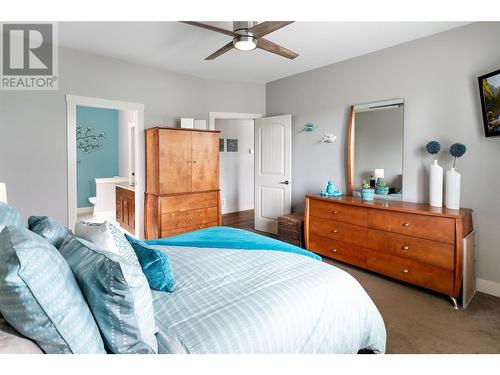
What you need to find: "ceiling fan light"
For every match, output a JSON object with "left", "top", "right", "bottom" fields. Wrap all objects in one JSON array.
[{"left": 233, "top": 36, "right": 256, "bottom": 51}]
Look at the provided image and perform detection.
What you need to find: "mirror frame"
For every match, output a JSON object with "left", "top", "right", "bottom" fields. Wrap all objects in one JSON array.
[
  {"left": 346, "top": 98, "right": 404, "bottom": 196},
  {"left": 346, "top": 105, "right": 356, "bottom": 195}
]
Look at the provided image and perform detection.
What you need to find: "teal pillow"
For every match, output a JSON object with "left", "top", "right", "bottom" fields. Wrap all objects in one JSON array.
[
  {"left": 59, "top": 236, "right": 158, "bottom": 354},
  {"left": 0, "top": 202, "right": 25, "bottom": 232},
  {"left": 28, "top": 216, "right": 72, "bottom": 249},
  {"left": 126, "top": 234, "right": 176, "bottom": 293},
  {"left": 0, "top": 227, "right": 106, "bottom": 354}
]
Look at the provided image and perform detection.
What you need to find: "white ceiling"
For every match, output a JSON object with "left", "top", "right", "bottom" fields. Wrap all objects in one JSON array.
[{"left": 59, "top": 22, "right": 469, "bottom": 83}]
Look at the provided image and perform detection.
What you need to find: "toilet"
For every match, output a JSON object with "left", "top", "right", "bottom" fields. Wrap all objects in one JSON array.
[{"left": 88, "top": 176, "right": 129, "bottom": 218}]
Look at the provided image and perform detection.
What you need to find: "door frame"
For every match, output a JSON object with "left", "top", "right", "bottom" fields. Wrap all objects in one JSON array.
[
  {"left": 209, "top": 112, "right": 262, "bottom": 214},
  {"left": 208, "top": 112, "right": 262, "bottom": 130},
  {"left": 66, "top": 94, "right": 145, "bottom": 238}
]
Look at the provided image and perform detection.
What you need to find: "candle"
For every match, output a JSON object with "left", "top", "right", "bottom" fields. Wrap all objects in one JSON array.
[{"left": 374, "top": 169, "right": 384, "bottom": 181}]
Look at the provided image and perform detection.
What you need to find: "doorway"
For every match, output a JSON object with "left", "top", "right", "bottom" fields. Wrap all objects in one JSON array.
[
  {"left": 66, "top": 95, "right": 145, "bottom": 238},
  {"left": 209, "top": 112, "right": 292, "bottom": 235}
]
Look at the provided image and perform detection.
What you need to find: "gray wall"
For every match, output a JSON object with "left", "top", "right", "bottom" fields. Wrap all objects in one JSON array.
[
  {"left": 0, "top": 47, "right": 265, "bottom": 223},
  {"left": 354, "top": 107, "right": 403, "bottom": 191},
  {"left": 267, "top": 22, "right": 500, "bottom": 284}
]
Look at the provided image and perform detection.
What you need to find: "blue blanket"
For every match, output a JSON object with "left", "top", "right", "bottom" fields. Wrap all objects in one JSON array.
[{"left": 145, "top": 226, "right": 321, "bottom": 261}]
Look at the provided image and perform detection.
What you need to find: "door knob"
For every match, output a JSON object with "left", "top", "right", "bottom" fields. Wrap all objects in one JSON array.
[{"left": 279, "top": 180, "right": 290, "bottom": 185}]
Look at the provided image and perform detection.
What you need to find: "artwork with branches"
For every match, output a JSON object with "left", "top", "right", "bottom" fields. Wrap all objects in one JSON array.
[{"left": 76, "top": 125, "right": 107, "bottom": 153}]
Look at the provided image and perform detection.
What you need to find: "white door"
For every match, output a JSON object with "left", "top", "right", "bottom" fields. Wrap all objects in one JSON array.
[{"left": 254, "top": 115, "right": 292, "bottom": 234}]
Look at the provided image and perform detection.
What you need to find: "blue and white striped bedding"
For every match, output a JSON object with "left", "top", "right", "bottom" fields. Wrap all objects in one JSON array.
[{"left": 151, "top": 246, "right": 386, "bottom": 354}]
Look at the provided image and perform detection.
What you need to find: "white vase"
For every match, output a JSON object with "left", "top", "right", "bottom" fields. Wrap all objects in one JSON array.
[
  {"left": 429, "top": 159, "right": 443, "bottom": 207},
  {"left": 446, "top": 167, "right": 461, "bottom": 210}
]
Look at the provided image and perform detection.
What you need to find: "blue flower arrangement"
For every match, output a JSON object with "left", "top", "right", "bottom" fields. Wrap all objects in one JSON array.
[
  {"left": 426, "top": 141, "right": 441, "bottom": 155},
  {"left": 450, "top": 143, "right": 466, "bottom": 168}
]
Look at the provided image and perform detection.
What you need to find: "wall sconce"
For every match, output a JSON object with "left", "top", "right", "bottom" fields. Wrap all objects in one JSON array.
[
  {"left": 303, "top": 123, "right": 317, "bottom": 132},
  {"left": 320, "top": 134, "right": 337, "bottom": 143}
]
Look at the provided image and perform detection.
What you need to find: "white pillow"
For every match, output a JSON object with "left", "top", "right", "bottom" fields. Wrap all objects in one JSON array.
[{"left": 75, "top": 221, "right": 140, "bottom": 266}]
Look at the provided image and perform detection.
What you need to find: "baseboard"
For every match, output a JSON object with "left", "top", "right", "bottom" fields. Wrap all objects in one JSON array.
[
  {"left": 77, "top": 207, "right": 93, "bottom": 214},
  {"left": 477, "top": 278, "right": 500, "bottom": 297}
]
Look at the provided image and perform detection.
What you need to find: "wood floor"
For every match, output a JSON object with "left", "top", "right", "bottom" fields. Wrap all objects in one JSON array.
[{"left": 221, "top": 209, "right": 276, "bottom": 238}]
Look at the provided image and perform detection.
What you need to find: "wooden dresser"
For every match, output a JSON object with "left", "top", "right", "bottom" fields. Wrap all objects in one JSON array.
[
  {"left": 144, "top": 127, "right": 221, "bottom": 240},
  {"left": 116, "top": 185, "right": 135, "bottom": 234},
  {"left": 304, "top": 195, "right": 473, "bottom": 306}
]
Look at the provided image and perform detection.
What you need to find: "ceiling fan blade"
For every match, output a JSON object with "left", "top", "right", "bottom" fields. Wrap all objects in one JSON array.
[
  {"left": 180, "top": 21, "right": 238, "bottom": 37},
  {"left": 256, "top": 38, "right": 298, "bottom": 60},
  {"left": 248, "top": 21, "right": 294, "bottom": 38},
  {"left": 205, "top": 41, "right": 235, "bottom": 60}
]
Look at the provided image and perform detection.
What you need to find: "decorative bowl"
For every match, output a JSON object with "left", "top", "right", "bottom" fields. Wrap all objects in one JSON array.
[
  {"left": 361, "top": 188, "right": 374, "bottom": 201},
  {"left": 375, "top": 186, "right": 389, "bottom": 195}
]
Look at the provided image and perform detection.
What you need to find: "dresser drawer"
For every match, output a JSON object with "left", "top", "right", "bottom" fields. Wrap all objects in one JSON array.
[
  {"left": 308, "top": 234, "right": 366, "bottom": 267},
  {"left": 161, "top": 207, "right": 218, "bottom": 230},
  {"left": 161, "top": 221, "right": 217, "bottom": 237},
  {"left": 368, "top": 229, "right": 454, "bottom": 270},
  {"left": 309, "top": 216, "right": 367, "bottom": 247},
  {"left": 365, "top": 248, "right": 454, "bottom": 295},
  {"left": 309, "top": 199, "right": 367, "bottom": 226},
  {"left": 160, "top": 192, "right": 218, "bottom": 213},
  {"left": 368, "top": 209, "right": 455, "bottom": 244}
]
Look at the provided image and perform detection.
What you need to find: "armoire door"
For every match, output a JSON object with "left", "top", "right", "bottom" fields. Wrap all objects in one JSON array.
[
  {"left": 191, "top": 131, "right": 219, "bottom": 192},
  {"left": 159, "top": 129, "right": 192, "bottom": 194}
]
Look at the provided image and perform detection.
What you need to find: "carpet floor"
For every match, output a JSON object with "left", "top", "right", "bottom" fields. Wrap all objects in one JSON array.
[{"left": 324, "top": 258, "right": 500, "bottom": 354}]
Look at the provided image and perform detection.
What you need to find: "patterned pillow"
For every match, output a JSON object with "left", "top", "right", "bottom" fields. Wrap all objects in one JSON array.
[
  {"left": 59, "top": 236, "right": 158, "bottom": 354},
  {"left": 75, "top": 221, "right": 139, "bottom": 265},
  {"left": 28, "top": 216, "right": 72, "bottom": 249},
  {"left": 0, "top": 227, "right": 106, "bottom": 354},
  {"left": 0, "top": 202, "right": 25, "bottom": 232}
]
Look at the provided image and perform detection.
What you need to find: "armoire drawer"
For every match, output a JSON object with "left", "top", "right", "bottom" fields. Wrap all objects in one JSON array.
[
  {"left": 365, "top": 248, "right": 454, "bottom": 295},
  {"left": 309, "top": 216, "right": 367, "bottom": 247},
  {"left": 368, "top": 209, "right": 455, "bottom": 244},
  {"left": 308, "top": 234, "right": 367, "bottom": 267},
  {"left": 309, "top": 199, "right": 367, "bottom": 226},
  {"left": 161, "top": 221, "right": 217, "bottom": 237},
  {"left": 161, "top": 206, "right": 218, "bottom": 230},
  {"left": 160, "top": 192, "right": 218, "bottom": 213},
  {"left": 367, "top": 229, "right": 455, "bottom": 270}
]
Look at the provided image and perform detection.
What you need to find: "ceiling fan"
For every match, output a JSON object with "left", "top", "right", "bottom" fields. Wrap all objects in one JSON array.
[{"left": 181, "top": 21, "right": 299, "bottom": 60}]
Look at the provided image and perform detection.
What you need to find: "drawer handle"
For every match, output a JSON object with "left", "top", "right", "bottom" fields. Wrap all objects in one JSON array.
[
  {"left": 332, "top": 210, "right": 339, "bottom": 214},
  {"left": 189, "top": 217, "right": 193, "bottom": 221},
  {"left": 188, "top": 201, "right": 193, "bottom": 205},
  {"left": 187, "top": 161, "right": 191, "bottom": 164},
  {"left": 402, "top": 222, "right": 410, "bottom": 227},
  {"left": 402, "top": 269, "right": 409, "bottom": 274},
  {"left": 401, "top": 245, "right": 410, "bottom": 251},
  {"left": 331, "top": 229, "right": 338, "bottom": 233},
  {"left": 332, "top": 248, "right": 337, "bottom": 253}
]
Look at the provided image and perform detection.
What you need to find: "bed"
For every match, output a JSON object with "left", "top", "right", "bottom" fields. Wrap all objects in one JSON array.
[
  {"left": 0, "top": 226, "right": 386, "bottom": 354},
  {"left": 147, "top": 227, "right": 386, "bottom": 354}
]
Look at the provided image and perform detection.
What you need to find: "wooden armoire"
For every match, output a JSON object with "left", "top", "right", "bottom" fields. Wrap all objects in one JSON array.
[{"left": 144, "top": 127, "right": 221, "bottom": 240}]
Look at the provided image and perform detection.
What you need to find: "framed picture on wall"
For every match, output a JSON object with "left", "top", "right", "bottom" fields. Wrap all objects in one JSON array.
[{"left": 478, "top": 68, "right": 500, "bottom": 137}]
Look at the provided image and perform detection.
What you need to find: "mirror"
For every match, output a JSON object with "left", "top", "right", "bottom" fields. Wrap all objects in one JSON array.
[{"left": 347, "top": 99, "right": 404, "bottom": 200}]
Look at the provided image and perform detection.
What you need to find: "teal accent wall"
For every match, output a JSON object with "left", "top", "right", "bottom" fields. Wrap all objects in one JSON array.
[{"left": 77, "top": 106, "right": 119, "bottom": 208}]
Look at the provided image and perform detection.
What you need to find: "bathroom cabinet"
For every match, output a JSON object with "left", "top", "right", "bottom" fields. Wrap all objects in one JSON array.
[{"left": 116, "top": 185, "right": 135, "bottom": 234}]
